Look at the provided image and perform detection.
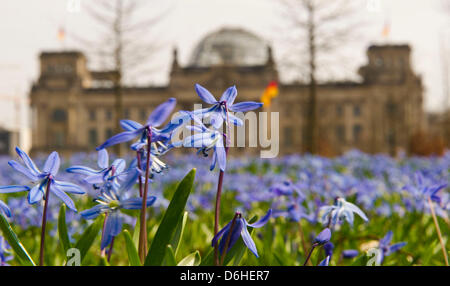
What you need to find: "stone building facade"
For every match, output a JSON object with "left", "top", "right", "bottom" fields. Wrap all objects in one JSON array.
[{"left": 30, "top": 28, "right": 424, "bottom": 157}]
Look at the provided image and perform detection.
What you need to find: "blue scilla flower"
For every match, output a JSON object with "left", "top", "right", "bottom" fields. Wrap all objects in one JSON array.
[
  {"left": 0, "top": 199, "right": 11, "bottom": 217},
  {"left": 403, "top": 172, "right": 447, "bottom": 205},
  {"left": 376, "top": 231, "right": 406, "bottom": 265},
  {"left": 194, "top": 84, "right": 263, "bottom": 129},
  {"left": 66, "top": 149, "right": 129, "bottom": 185},
  {"left": 0, "top": 147, "right": 85, "bottom": 211},
  {"left": 320, "top": 197, "right": 369, "bottom": 226},
  {"left": 80, "top": 170, "right": 156, "bottom": 250},
  {"left": 314, "top": 228, "right": 332, "bottom": 245},
  {"left": 0, "top": 236, "right": 13, "bottom": 266},
  {"left": 173, "top": 112, "right": 226, "bottom": 171},
  {"left": 342, "top": 249, "right": 359, "bottom": 259},
  {"left": 212, "top": 209, "right": 272, "bottom": 258},
  {"left": 96, "top": 98, "right": 177, "bottom": 150},
  {"left": 318, "top": 255, "right": 330, "bottom": 266}
]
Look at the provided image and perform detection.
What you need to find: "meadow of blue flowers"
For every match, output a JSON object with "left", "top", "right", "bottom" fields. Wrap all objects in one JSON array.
[{"left": 0, "top": 84, "right": 448, "bottom": 266}]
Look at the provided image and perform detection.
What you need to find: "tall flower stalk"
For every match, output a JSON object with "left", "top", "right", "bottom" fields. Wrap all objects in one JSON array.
[{"left": 428, "top": 197, "right": 449, "bottom": 266}]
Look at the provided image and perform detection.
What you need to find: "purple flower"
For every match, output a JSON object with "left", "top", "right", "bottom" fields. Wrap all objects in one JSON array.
[
  {"left": 212, "top": 209, "right": 272, "bottom": 258},
  {"left": 0, "top": 147, "right": 85, "bottom": 211},
  {"left": 97, "top": 98, "right": 177, "bottom": 150},
  {"left": 314, "top": 228, "right": 331, "bottom": 245},
  {"left": 377, "top": 231, "right": 406, "bottom": 265},
  {"left": 342, "top": 249, "right": 359, "bottom": 259},
  {"left": 194, "top": 84, "right": 263, "bottom": 129}
]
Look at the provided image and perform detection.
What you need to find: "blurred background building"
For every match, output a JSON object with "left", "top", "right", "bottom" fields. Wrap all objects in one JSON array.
[{"left": 30, "top": 28, "right": 423, "bottom": 156}]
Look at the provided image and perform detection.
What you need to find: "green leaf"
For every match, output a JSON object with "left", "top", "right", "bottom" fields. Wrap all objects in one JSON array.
[
  {"left": 144, "top": 168, "right": 196, "bottom": 266},
  {"left": 124, "top": 230, "right": 141, "bottom": 266},
  {"left": 0, "top": 214, "right": 35, "bottom": 266},
  {"left": 58, "top": 205, "right": 72, "bottom": 256},
  {"left": 163, "top": 244, "right": 177, "bottom": 266},
  {"left": 199, "top": 248, "right": 214, "bottom": 266},
  {"left": 177, "top": 251, "right": 201, "bottom": 266},
  {"left": 170, "top": 211, "right": 188, "bottom": 258},
  {"left": 74, "top": 215, "right": 103, "bottom": 264},
  {"left": 132, "top": 218, "right": 140, "bottom": 249}
]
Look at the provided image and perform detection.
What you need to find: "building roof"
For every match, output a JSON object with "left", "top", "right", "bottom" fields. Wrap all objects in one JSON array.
[{"left": 189, "top": 28, "right": 269, "bottom": 67}]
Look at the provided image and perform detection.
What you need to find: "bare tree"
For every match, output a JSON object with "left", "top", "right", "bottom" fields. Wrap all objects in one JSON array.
[
  {"left": 278, "top": 0, "right": 364, "bottom": 154},
  {"left": 69, "top": 0, "right": 172, "bottom": 154}
]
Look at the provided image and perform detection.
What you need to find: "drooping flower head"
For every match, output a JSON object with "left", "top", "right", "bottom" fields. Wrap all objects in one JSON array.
[
  {"left": 0, "top": 147, "right": 85, "bottom": 211},
  {"left": 314, "top": 228, "right": 332, "bottom": 245},
  {"left": 212, "top": 209, "right": 272, "bottom": 258},
  {"left": 320, "top": 197, "right": 369, "bottom": 227}
]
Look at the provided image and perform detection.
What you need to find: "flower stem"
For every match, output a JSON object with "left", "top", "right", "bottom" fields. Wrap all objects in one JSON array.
[
  {"left": 213, "top": 145, "right": 229, "bottom": 266},
  {"left": 39, "top": 180, "right": 51, "bottom": 266},
  {"left": 219, "top": 212, "right": 240, "bottom": 266},
  {"left": 303, "top": 243, "right": 318, "bottom": 266},
  {"left": 427, "top": 197, "right": 449, "bottom": 266},
  {"left": 138, "top": 127, "right": 152, "bottom": 263},
  {"left": 107, "top": 237, "right": 115, "bottom": 262},
  {"left": 137, "top": 151, "right": 143, "bottom": 198}
]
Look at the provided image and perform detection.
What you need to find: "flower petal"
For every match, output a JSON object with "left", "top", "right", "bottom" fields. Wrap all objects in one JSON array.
[
  {"left": 195, "top": 84, "right": 217, "bottom": 105},
  {"left": 43, "top": 151, "right": 60, "bottom": 176},
  {"left": 215, "top": 145, "right": 226, "bottom": 172},
  {"left": 28, "top": 184, "right": 44, "bottom": 204},
  {"left": 247, "top": 209, "right": 272, "bottom": 228},
  {"left": 241, "top": 219, "right": 259, "bottom": 258},
  {"left": 147, "top": 98, "right": 176, "bottom": 127},
  {"left": 229, "top": 102, "right": 263, "bottom": 112},
  {"left": 66, "top": 165, "right": 101, "bottom": 175},
  {"left": 52, "top": 186, "right": 77, "bottom": 212},
  {"left": 220, "top": 86, "right": 237, "bottom": 105},
  {"left": 212, "top": 221, "right": 231, "bottom": 247},
  {"left": 7, "top": 160, "right": 39, "bottom": 181},
  {"left": 0, "top": 185, "right": 30, "bottom": 193},
  {"left": 97, "top": 149, "right": 109, "bottom": 169},
  {"left": 80, "top": 205, "right": 105, "bottom": 220},
  {"left": 54, "top": 180, "right": 85, "bottom": 194},
  {"left": 0, "top": 200, "right": 11, "bottom": 217},
  {"left": 97, "top": 129, "right": 142, "bottom": 150},
  {"left": 120, "top": 119, "right": 143, "bottom": 131},
  {"left": 121, "top": 196, "right": 156, "bottom": 210},
  {"left": 15, "top": 147, "right": 40, "bottom": 175},
  {"left": 219, "top": 219, "right": 243, "bottom": 255},
  {"left": 344, "top": 201, "right": 369, "bottom": 222}
]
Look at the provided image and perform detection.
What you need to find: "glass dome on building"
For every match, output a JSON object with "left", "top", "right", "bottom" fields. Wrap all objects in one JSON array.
[{"left": 189, "top": 28, "right": 269, "bottom": 67}]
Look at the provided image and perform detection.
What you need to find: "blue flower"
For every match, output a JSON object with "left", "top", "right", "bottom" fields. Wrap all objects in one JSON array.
[
  {"left": 80, "top": 170, "right": 156, "bottom": 249},
  {"left": 318, "top": 255, "right": 330, "bottom": 266},
  {"left": 0, "top": 147, "right": 85, "bottom": 211},
  {"left": 323, "top": 242, "right": 334, "bottom": 257},
  {"left": 376, "top": 231, "right": 406, "bottom": 265},
  {"left": 194, "top": 84, "right": 263, "bottom": 129},
  {"left": 320, "top": 197, "right": 369, "bottom": 226},
  {"left": 66, "top": 149, "right": 129, "bottom": 185},
  {"left": 0, "top": 236, "right": 13, "bottom": 266},
  {"left": 173, "top": 112, "right": 227, "bottom": 171},
  {"left": 96, "top": 98, "right": 177, "bottom": 150},
  {"left": 342, "top": 249, "right": 359, "bottom": 259},
  {"left": 314, "top": 228, "right": 331, "bottom": 245},
  {"left": 403, "top": 172, "right": 447, "bottom": 205},
  {"left": 212, "top": 209, "right": 272, "bottom": 258},
  {"left": 0, "top": 199, "right": 11, "bottom": 218}
]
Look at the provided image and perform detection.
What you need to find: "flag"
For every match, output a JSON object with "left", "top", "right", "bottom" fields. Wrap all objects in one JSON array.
[
  {"left": 261, "top": 81, "right": 279, "bottom": 108},
  {"left": 58, "top": 27, "right": 65, "bottom": 42},
  {"left": 382, "top": 20, "right": 390, "bottom": 38}
]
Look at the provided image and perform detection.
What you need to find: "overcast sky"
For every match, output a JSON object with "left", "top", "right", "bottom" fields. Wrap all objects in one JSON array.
[{"left": 0, "top": 0, "right": 449, "bottom": 131}]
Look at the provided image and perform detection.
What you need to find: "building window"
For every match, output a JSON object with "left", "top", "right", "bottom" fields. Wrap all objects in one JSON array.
[
  {"left": 353, "top": 105, "right": 361, "bottom": 117},
  {"left": 106, "top": 110, "right": 113, "bottom": 120},
  {"left": 140, "top": 109, "right": 147, "bottom": 121},
  {"left": 89, "top": 109, "right": 96, "bottom": 121},
  {"left": 336, "top": 125, "right": 345, "bottom": 143},
  {"left": 52, "top": 109, "right": 67, "bottom": 122},
  {"left": 353, "top": 124, "right": 362, "bottom": 143},
  {"left": 105, "top": 128, "right": 113, "bottom": 140},
  {"left": 54, "top": 131, "right": 65, "bottom": 147},
  {"left": 124, "top": 108, "right": 130, "bottom": 119},
  {"left": 336, "top": 105, "right": 344, "bottom": 117},
  {"left": 88, "top": 129, "right": 97, "bottom": 146},
  {"left": 284, "top": 126, "right": 294, "bottom": 147}
]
